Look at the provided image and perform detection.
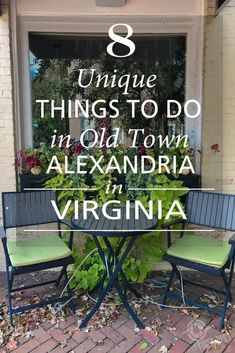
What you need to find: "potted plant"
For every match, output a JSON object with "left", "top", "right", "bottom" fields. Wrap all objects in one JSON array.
[
  {"left": 45, "top": 166, "right": 188, "bottom": 292},
  {"left": 14, "top": 142, "right": 85, "bottom": 190},
  {"left": 159, "top": 139, "right": 201, "bottom": 188},
  {"left": 14, "top": 147, "right": 51, "bottom": 190}
]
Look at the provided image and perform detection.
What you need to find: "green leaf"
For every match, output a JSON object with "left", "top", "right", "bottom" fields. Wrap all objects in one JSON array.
[
  {"left": 156, "top": 175, "right": 168, "bottom": 184},
  {"left": 140, "top": 342, "right": 149, "bottom": 350}
]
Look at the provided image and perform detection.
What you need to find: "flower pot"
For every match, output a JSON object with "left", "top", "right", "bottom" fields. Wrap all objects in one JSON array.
[
  {"left": 19, "top": 173, "right": 53, "bottom": 191},
  {"left": 115, "top": 173, "right": 126, "bottom": 192},
  {"left": 85, "top": 174, "right": 94, "bottom": 186}
]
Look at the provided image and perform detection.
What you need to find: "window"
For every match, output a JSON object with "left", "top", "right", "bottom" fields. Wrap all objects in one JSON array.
[
  {"left": 217, "top": 0, "right": 228, "bottom": 10},
  {"left": 29, "top": 34, "right": 186, "bottom": 146}
]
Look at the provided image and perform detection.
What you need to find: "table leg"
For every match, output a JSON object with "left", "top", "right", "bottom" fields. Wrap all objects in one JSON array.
[
  {"left": 102, "top": 238, "right": 143, "bottom": 327},
  {"left": 119, "top": 268, "right": 142, "bottom": 298},
  {"left": 79, "top": 236, "right": 144, "bottom": 329},
  {"left": 113, "top": 280, "right": 144, "bottom": 328},
  {"left": 103, "top": 237, "right": 141, "bottom": 299}
]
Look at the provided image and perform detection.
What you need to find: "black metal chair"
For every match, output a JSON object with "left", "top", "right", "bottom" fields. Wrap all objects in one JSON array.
[
  {"left": 162, "top": 191, "right": 235, "bottom": 330},
  {"left": 0, "top": 190, "right": 75, "bottom": 325}
]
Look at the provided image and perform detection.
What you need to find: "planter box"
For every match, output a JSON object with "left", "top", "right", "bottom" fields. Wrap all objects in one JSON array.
[
  {"left": 168, "top": 173, "right": 201, "bottom": 188},
  {"left": 85, "top": 174, "right": 94, "bottom": 186},
  {"left": 20, "top": 172, "right": 200, "bottom": 197},
  {"left": 168, "top": 174, "right": 201, "bottom": 204},
  {"left": 19, "top": 173, "right": 52, "bottom": 191},
  {"left": 116, "top": 173, "right": 201, "bottom": 204},
  {"left": 116, "top": 173, "right": 201, "bottom": 190}
]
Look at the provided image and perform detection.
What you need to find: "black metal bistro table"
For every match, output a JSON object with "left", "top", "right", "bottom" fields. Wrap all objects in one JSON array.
[{"left": 71, "top": 207, "right": 157, "bottom": 329}]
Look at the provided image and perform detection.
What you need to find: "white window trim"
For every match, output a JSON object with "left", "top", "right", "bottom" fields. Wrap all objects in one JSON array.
[
  {"left": 216, "top": 0, "right": 232, "bottom": 14},
  {"left": 13, "top": 13, "right": 204, "bottom": 172}
]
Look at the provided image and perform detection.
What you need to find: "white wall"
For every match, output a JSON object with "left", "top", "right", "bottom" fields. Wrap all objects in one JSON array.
[
  {"left": 224, "top": 0, "right": 235, "bottom": 7},
  {"left": 16, "top": 0, "right": 204, "bottom": 16},
  {"left": 202, "top": 0, "right": 235, "bottom": 192},
  {"left": 0, "top": 0, "right": 17, "bottom": 270}
]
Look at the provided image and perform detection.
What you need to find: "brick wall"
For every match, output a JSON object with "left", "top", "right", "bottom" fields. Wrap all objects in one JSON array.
[
  {"left": 0, "top": 0, "right": 16, "bottom": 269},
  {"left": 202, "top": 0, "right": 235, "bottom": 192}
]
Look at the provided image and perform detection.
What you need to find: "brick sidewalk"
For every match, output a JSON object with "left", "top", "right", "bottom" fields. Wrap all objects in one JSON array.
[{"left": 0, "top": 272, "right": 235, "bottom": 353}]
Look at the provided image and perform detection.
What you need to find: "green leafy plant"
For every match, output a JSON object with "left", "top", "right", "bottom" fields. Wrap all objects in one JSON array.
[
  {"left": 45, "top": 171, "right": 86, "bottom": 216},
  {"left": 45, "top": 147, "right": 189, "bottom": 292},
  {"left": 139, "top": 173, "right": 188, "bottom": 225},
  {"left": 70, "top": 237, "right": 105, "bottom": 291},
  {"left": 128, "top": 172, "right": 188, "bottom": 268},
  {"left": 31, "top": 59, "right": 76, "bottom": 146},
  {"left": 14, "top": 146, "right": 57, "bottom": 175},
  {"left": 70, "top": 236, "right": 153, "bottom": 292},
  {"left": 125, "top": 169, "right": 154, "bottom": 201},
  {"left": 15, "top": 142, "right": 85, "bottom": 176}
]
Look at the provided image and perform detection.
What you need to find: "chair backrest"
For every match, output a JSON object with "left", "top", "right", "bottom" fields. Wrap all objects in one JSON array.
[
  {"left": 186, "top": 191, "right": 235, "bottom": 231},
  {"left": 2, "top": 191, "right": 58, "bottom": 229}
]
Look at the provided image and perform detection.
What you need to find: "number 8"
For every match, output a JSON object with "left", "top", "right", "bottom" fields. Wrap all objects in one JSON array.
[{"left": 107, "top": 23, "right": 136, "bottom": 58}]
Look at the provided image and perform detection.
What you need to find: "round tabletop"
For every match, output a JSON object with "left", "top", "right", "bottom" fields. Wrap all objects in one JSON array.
[{"left": 71, "top": 206, "right": 157, "bottom": 237}]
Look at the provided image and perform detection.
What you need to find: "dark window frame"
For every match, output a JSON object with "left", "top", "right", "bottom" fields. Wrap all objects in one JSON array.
[{"left": 216, "top": 0, "right": 230, "bottom": 12}]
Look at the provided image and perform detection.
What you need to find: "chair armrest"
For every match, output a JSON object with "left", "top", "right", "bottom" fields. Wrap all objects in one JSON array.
[
  {"left": 0, "top": 227, "right": 6, "bottom": 239},
  {"left": 58, "top": 219, "right": 74, "bottom": 250},
  {"left": 162, "top": 219, "right": 187, "bottom": 248},
  {"left": 229, "top": 234, "right": 235, "bottom": 245},
  {"left": 59, "top": 219, "right": 75, "bottom": 229},
  {"left": 162, "top": 219, "right": 186, "bottom": 229}
]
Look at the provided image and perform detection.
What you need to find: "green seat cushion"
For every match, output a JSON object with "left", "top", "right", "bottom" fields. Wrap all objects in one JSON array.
[
  {"left": 7, "top": 234, "right": 72, "bottom": 267},
  {"left": 167, "top": 234, "right": 231, "bottom": 268}
]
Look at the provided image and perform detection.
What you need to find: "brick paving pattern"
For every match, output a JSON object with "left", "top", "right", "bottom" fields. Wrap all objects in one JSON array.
[{"left": 0, "top": 272, "right": 235, "bottom": 353}]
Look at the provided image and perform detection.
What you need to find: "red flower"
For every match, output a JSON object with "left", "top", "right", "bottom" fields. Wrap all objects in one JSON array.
[
  {"left": 71, "top": 143, "right": 84, "bottom": 155},
  {"left": 137, "top": 144, "right": 146, "bottom": 155},
  {"left": 25, "top": 155, "right": 40, "bottom": 170},
  {"left": 14, "top": 149, "right": 40, "bottom": 173}
]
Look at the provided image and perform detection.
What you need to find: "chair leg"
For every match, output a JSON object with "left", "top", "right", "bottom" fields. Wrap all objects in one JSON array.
[
  {"left": 55, "top": 266, "right": 67, "bottom": 287},
  {"left": 219, "top": 261, "right": 235, "bottom": 331},
  {"left": 162, "top": 265, "right": 175, "bottom": 305},
  {"left": 6, "top": 266, "right": 14, "bottom": 326},
  {"left": 221, "top": 270, "right": 232, "bottom": 302},
  {"left": 64, "top": 270, "right": 75, "bottom": 313}
]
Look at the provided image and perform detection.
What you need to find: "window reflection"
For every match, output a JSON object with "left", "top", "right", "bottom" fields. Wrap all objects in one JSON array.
[{"left": 29, "top": 34, "right": 186, "bottom": 147}]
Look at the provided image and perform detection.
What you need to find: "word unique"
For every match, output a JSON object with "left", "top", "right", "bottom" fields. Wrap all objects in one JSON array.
[{"left": 77, "top": 68, "right": 156, "bottom": 95}]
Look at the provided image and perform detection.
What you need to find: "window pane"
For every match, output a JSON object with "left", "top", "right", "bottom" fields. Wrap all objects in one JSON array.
[
  {"left": 217, "top": 0, "right": 227, "bottom": 9},
  {"left": 29, "top": 34, "right": 186, "bottom": 146}
]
